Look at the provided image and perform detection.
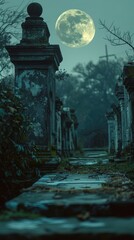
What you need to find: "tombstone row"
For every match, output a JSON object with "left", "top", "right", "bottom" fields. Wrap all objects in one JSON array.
[
  {"left": 56, "top": 99, "right": 78, "bottom": 155},
  {"left": 6, "top": 3, "right": 78, "bottom": 158},
  {"left": 106, "top": 62, "right": 134, "bottom": 158}
]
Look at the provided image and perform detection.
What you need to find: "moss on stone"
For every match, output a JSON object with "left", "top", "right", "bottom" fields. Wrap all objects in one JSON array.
[
  {"left": 0, "top": 210, "right": 41, "bottom": 221},
  {"left": 57, "top": 158, "right": 134, "bottom": 182}
]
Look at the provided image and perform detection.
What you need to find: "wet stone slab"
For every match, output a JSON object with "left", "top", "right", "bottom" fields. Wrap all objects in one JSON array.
[
  {"left": 2, "top": 149, "right": 134, "bottom": 239},
  {"left": 5, "top": 172, "right": 134, "bottom": 218},
  {"left": 6, "top": 191, "right": 109, "bottom": 212},
  {"left": 69, "top": 150, "right": 109, "bottom": 166},
  {"left": 69, "top": 158, "right": 109, "bottom": 166},
  {"left": 83, "top": 150, "right": 108, "bottom": 158},
  {"left": 6, "top": 173, "right": 110, "bottom": 215},
  {"left": 0, "top": 217, "right": 134, "bottom": 239},
  {"left": 33, "top": 173, "right": 109, "bottom": 190}
]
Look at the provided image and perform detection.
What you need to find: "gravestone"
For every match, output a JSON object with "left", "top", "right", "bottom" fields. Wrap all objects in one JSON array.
[{"left": 6, "top": 3, "right": 63, "bottom": 149}]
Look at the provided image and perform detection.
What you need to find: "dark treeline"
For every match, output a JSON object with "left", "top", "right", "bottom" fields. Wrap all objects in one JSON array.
[{"left": 56, "top": 59, "right": 123, "bottom": 148}]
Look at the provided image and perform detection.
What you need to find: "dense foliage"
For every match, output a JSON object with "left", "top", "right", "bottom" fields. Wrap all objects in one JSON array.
[{"left": 0, "top": 83, "right": 36, "bottom": 180}]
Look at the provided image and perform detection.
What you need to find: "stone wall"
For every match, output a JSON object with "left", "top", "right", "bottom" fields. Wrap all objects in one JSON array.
[
  {"left": 6, "top": 3, "right": 78, "bottom": 158},
  {"left": 106, "top": 62, "right": 134, "bottom": 157}
]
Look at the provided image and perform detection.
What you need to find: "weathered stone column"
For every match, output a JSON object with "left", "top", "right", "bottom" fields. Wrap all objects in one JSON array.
[
  {"left": 124, "top": 88, "right": 132, "bottom": 146},
  {"left": 65, "top": 110, "right": 73, "bottom": 153},
  {"left": 123, "top": 62, "right": 134, "bottom": 146},
  {"left": 61, "top": 108, "right": 73, "bottom": 155},
  {"left": 115, "top": 82, "right": 126, "bottom": 149},
  {"left": 70, "top": 109, "right": 79, "bottom": 150},
  {"left": 112, "top": 104, "right": 122, "bottom": 155},
  {"left": 55, "top": 97, "right": 63, "bottom": 154},
  {"left": 106, "top": 111, "right": 116, "bottom": 154},
  {"left": 6, "top": 3, "right": 62, "bottom": 148},
  {"left": 61, "top": 110, "right": 68, "bottom": 154}
]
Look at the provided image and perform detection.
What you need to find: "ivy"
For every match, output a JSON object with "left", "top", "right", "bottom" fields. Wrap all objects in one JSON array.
[{"left": 0, "top": 83, "right": 36, "bottom": 180}]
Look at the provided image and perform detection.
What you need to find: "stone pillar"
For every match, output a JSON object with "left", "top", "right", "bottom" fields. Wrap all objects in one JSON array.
[
  {"left": 123, "top": 62, "right": 134, "bottom": 147},
  {"left": 115, "top": 82, "right": 126, "bottom": 149},
  {"left": 124, "top": 88, "right": 132, "bottom": 145},
  {"left": 61, "top": 110, "right": 67, "bottom": 154},
  {"left": 61, "top": 108, "right": 73, "bottom": 155},
  {"left": 70, "top": 109, "right": 79, "bottom": 150},
  {"left": 6, "top": 3, "right": 62, "bottom": 148},
  {"left": 112, "top": 104, "right": 122, "bottom": 155},
  {"left": 55, "top": 97, "right": 63, "bottom": 154},
  {"left": 65, "top": 110, "right": 73, "bottom": 153},
  {"left": 106, "top": 111, "right": 116, "bottom": 154}
]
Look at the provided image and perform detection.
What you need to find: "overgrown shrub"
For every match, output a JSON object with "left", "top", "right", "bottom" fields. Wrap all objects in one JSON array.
[{"left": 0, "top": 83, "right": 36, "bottom": 180}]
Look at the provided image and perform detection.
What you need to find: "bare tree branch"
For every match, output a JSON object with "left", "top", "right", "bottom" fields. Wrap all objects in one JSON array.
[
  {"left": 99, "top": 19, "right": 134, "bottom": 52},
  {"left": 0, "top": 1, "right": 28, "bottom": 76}
]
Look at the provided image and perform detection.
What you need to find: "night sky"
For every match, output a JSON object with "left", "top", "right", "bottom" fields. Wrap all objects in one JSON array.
[{"left": 6, "top": 0, "right": 134, "bottom": 73}]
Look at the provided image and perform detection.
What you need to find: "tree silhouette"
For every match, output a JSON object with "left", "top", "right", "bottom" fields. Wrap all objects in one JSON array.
[
  {"left": 56, "top": 59, "right": 123, "bottom": 147},
  {"left": 100, "top": 20, "right": 134, "bottom": 60},
  {"left": 0, "top": 0, "right": 26, "bottom": 77}
]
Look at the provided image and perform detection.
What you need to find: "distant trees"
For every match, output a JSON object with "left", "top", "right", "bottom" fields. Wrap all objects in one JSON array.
[{"left": 56, "top": 59, "right": 123, "bottom": 147}]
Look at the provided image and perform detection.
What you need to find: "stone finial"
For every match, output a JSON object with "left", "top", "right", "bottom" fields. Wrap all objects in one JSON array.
[
  {"left": 20, "top": 2, "right": 50, "bottom": 45},
  {"left": 27, "top": 2, "right": 43, "bottom": 17}
]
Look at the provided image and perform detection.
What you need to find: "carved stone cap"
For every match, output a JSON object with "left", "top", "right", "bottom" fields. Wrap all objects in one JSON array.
[
  {"left": 27, "top": 3, "right": 43, "bottom": 17},
  {"left": 20, "top": 2, "right": 50, "bottom": 45}
]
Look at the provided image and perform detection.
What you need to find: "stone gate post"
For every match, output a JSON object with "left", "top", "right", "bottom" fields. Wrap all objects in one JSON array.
[
  {"left": 106, "top": 111, "right": 116, "bottom": 154},
  {"left": 115, "top": 82, "right": 126, "bottom": 149},
  {"left": 6, "top": 3, "right": 62, "bottom": 149},
  {"left": 123, "top": 62, "right": 134, "bottom": 149},
  {"left": 112, "top": 104, "right": 122, "bottom": 155}
]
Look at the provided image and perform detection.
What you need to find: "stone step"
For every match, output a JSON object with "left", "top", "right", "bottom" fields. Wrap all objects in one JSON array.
[
  {"left": 2, "top": 154, "right": 134, "bottom": 239},
  {"left": 6, "top": 173, "right": 134, "bottom": 218},
  {"left": 6, "top": 191, "right": 134, "bottom": 218},
  {"left": 69, "top": 158, "right": 109, "bottom": 166},
  {"left": 35, "top": 159, "right": 60, "bottom": 171},
  {"left": 0, "top": 217, "right": 134, "bottom": 239},
  {"left": 35, "top": 148, "right": 60, "bottom": 167}
]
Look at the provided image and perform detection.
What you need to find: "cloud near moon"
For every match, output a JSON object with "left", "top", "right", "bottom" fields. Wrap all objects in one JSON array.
[{"left": 55, "top": 9, "right": 95, "bottom": 48}]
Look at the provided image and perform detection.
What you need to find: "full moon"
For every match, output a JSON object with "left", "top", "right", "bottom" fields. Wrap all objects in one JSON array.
[{"left": 55, "top": 9, "right": 95, "bottom": 48}]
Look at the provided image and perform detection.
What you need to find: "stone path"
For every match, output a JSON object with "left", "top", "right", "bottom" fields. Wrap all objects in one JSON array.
[
  {"left": 1, "top": 150, "right": 134, "bottom": 239},
  {"left": 69, "top": 150, "right": 109, "bottom": 166}
]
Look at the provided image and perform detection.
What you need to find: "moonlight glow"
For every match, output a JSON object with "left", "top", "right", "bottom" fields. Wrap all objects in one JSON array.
[{"left": 55, "top": 9, "right": 95, "bottom": 48}]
